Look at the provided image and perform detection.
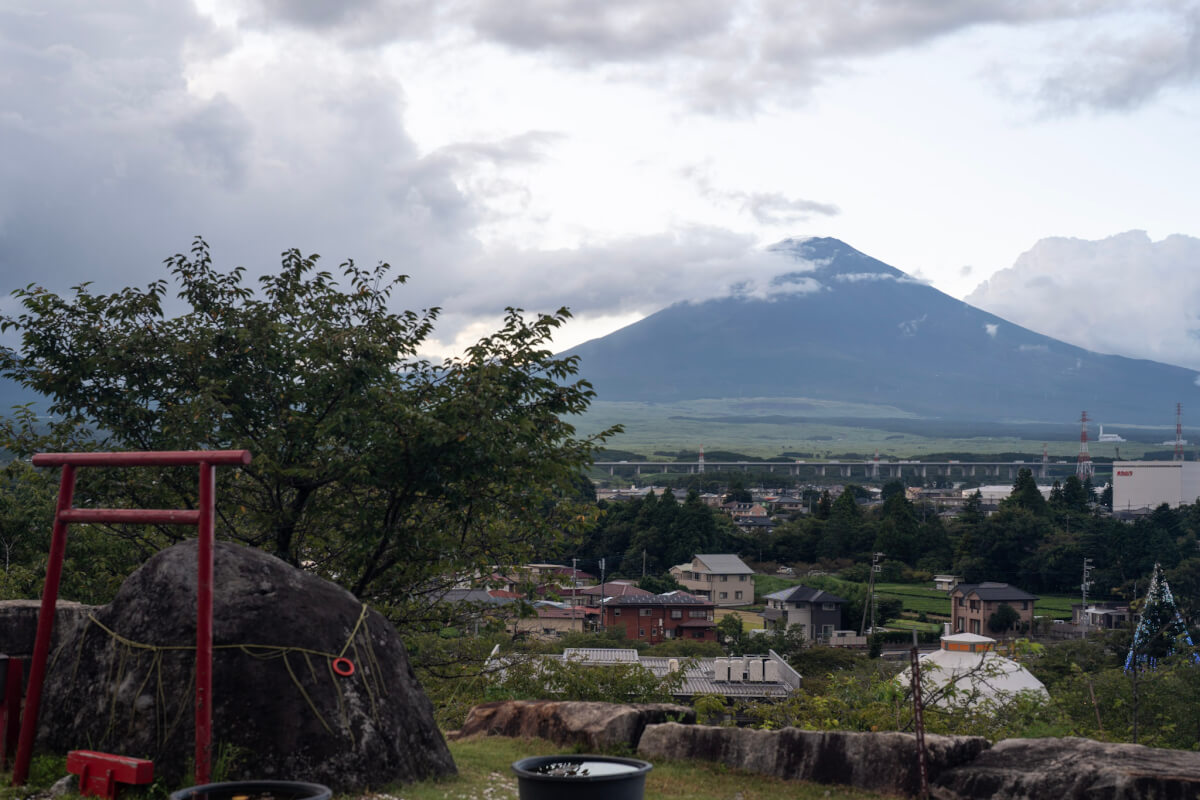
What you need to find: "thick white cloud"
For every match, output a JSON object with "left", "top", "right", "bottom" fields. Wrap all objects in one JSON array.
[
  {"left": 967, "top": 231, "right": 1200, "bottom": 369},
  {"left": 2, "top": 0, "right": 1198, "bottom": 363}
]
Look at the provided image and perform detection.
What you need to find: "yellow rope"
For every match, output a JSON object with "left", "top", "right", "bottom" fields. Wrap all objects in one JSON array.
[{"left": 74, "top": 602, "right": 381, "bottom": 745}]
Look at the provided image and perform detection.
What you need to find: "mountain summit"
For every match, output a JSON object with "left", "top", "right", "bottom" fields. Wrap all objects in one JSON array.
[{"left": 566, "top": 238, "right": 1196, "bottom": 424}]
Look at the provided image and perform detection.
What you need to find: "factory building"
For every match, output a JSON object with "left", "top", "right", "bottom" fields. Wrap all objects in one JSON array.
[{"left": 1111, "top": 461, "right": 1200, "bottom": 513}]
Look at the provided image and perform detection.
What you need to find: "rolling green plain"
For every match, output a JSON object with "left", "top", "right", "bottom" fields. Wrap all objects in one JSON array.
[{"left": 576, "top": 398, "right": 1186, "bottom": 462}]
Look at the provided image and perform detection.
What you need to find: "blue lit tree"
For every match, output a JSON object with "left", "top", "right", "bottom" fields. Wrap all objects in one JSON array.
[{"left": 1125, "top": 563, "right": 1199, "bottom": 671}]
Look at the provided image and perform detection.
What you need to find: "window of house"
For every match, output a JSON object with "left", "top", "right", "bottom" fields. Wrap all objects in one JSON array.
[
  {"left": 693, "top": 631, "right": 704, "bottom": 638},
  {"left": 957, "top": 597, "right": 964, "bottom": 607},
  {"left": 639, "top": 629, "right": 645, "bottom": 637},
  {"left": 795, "top": 601, "right": 808, "bottom": 609},
  {"left": 822, "top": 602, "right": 836, "bottom": 611},
  {"left": 739, "top": 575, "right": 747, "bottom": 581},
  {"left": 719, "top": 592, "right": 728, "bottom": 599},
  {"left": 1022, "top": 601, "right": 1029, "bottom": 609},
  {"left": 689, "top": 610, "right": 707, "bottom": 618},
  {"left": 614, "top": 609, "right": 621, "bottom": 616},
  {"left": 640, "top": 608, "right": 652, "bottom": 616},
  {"left": 720, "top": 575, "right": 727, "bottom": 582},
  {"left": 821, "top": 624, "right": 834, "bottom": 638},
  {"left": 671, "top": 609, "right": 682, "bottom": 619},
  {"left": 734, "top": 591, "right": 743, "bottom": 599}
]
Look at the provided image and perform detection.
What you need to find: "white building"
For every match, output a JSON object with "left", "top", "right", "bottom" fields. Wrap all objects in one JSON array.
[
  {"left": 1112, "top": 461, "right": 1200, "bottom": 512},
  {"left": 901, "top": 633, "right": 1046, "bottom": 708}
]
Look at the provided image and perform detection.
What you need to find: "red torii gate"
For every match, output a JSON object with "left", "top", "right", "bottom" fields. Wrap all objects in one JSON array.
[{"left": 12, "top": 450, "right": 252, "bottom": 787}]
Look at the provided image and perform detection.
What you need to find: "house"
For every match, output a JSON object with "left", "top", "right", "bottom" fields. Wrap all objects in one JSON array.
[
  {"left": 513, "top": 605, "right": 599, "bottom": 639},
  {"left": 670, "top": 554, "right": 755, "bottom": 607},
  {"left": 950, "top": 582, "right": 1038, "bottom": 635},
  {"left": 933, "top": 574, "right": 963, "bottom": 592},
  {"left": 601, "top": 591, "right": 717, "bottom": 643},
  {"left": 574, "top": 580, "right": 654, "bottom": 608},
  {"left": 759, "top": 585, "right": 846, "bottom": 641},
  {"left": 1072, "top": 601, "right": 1132, "bottom": 630},
  {"left": 721, "top": 502, "right": 769, "bottom": 518},
  {"left": 490, "top": 648, "right": 801, "bottom": 701}
]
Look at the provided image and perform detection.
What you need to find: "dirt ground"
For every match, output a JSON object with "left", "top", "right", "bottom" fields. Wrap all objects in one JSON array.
[{"left": 714, "top": 607, "right": 765, "bottom": 630}]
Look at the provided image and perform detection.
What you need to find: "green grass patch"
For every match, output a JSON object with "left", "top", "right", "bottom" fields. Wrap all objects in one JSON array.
[{"left": 393, "top": 735, "right": 887, "bottom": 800}]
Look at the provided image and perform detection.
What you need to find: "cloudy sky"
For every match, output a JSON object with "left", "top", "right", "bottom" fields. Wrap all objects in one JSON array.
[{"left": 2, "top": 1, "right": 1198, "bottom": 365}]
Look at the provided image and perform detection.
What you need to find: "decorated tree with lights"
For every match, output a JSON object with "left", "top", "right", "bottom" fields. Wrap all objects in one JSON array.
[{"left": 1125, "top": 563, "right": 1199, "bottom": 671}]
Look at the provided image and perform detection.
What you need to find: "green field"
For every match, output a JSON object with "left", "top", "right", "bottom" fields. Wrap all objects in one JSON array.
[
  {"left": 755, "top": 576, "right": 1076, "bottom": 623},
  {"left": 576, "top": 398, "right": 1168, "bottom": 463}
]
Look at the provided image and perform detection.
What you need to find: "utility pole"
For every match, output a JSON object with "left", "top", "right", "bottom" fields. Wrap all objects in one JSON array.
[
  {"left": 860, "top": 551, "right": 884, "bottom": 636},
  {"left": 910, "top": 628, "right": 930, "bottom": 799},
  {"left": 1081, "top": 557, "right": 1094, "bottom": 636},
  {"left": 642, "top": 549, "right": 647, "bottom": 578},
  {"left": 599, "top": 557, "right": 606, "bottom": 632}
]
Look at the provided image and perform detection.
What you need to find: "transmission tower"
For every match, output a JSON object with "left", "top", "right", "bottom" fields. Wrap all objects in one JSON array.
[
  {"left": 1175, "top": 404, "right": 1184, "bottom": 461},
  {"left": 1076, "top": 411, "right": 1093, "bottom": 480},
  {"left": 698, "top": 444, "right": 705, "bottom": 474}
]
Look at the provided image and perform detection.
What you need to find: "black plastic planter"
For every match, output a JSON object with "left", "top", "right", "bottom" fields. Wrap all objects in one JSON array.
[
  {"left": 512, "top": 755, "right": 652, "bottom": 800},
  {"left": 170, "top": 781, "right": 332, "bottom": 800}
]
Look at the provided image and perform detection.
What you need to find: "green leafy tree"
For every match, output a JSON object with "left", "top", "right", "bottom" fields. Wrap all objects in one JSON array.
[
  {"left": 988, "top": 603, "right": 1021, "bottom": 633},
  {"left": 0, "top": 240, "right": 614, "bottom": 629}
]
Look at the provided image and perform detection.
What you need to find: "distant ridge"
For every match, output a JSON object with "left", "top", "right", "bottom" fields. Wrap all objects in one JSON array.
[{"left": 565, "top": 238, "right": 1197, "bottom": 425}]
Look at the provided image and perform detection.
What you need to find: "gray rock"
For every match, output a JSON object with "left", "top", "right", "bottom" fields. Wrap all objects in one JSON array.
[
  {"left": 48, "top": 774, "right": 75, "bottom": 797},
  {"left": 932, "top": 736, "right": 1200, "bottom": 799},
  {"left": 0, "top": 599, "right": 93, "bottom": 658},
  {"left": 33, "top": 540, "right": 455, "bottom": 791},
  {"left": 450, "top": 700, "right": 695, "bottom": 750},
  {"left": 637, "top": 722, "right": 989, "bottom": 797}
]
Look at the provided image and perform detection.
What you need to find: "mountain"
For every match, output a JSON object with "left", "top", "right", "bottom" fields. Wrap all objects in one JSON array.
[{"left": 565, "top": 238, "right": 1198, "bottom": 425}]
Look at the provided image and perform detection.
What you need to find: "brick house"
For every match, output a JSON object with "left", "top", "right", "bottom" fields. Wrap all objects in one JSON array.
[
  {"left": 669, "top": 554, "right": 755, "bottom": 607},
  {"left": 759, "top": 585, "right": 846, "bottom": 640},
  {"left": 601, "top": 591, "right": 717, "bottom": 644},
  {"left": 950, "top": 582, "right": 1038, "bottom": 634}
]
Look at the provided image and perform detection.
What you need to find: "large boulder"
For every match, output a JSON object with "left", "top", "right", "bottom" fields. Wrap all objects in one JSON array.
[
  {"left": 932, "top": 737, "right": 1200, "bottom": 799},
  {"left": 638, "top": 722, "right": 989, "bottom": 797},
  {"left": 450, "top": 700, "right": 694, "bottom": 751},
  {"left": 35, "top": 541, "right": 455, "bottom": 791}
]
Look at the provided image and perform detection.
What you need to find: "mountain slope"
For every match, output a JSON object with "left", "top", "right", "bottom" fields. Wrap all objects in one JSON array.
[{"left": 565, "top": 238, "right": 1197, "bottom": 425}]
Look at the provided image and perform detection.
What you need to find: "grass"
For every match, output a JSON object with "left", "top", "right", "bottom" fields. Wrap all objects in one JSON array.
[
  {"left": 2, "top": 738, "right": 885, "bottom": 800},
  {"left": 574, "top": 398, "right": 1157, "bottom": 462},
  {"left": 755, "top": 576, "right": 1076, "bottom": 624},
  {"left": 368, "top": 735, "right": 888, "bottom": 800}
]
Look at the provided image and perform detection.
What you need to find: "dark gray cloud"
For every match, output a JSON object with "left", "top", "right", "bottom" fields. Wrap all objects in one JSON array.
[
  {"left": 241, "top": 0, "right": 438, "bottom": 46},
  {"left": 463, "top": 0, "right": 1140, "bottom": 114},
  {"left": 472, "top": 0, "right": 733, "bottom": 62},
  {"left": 0, "top": 0, "right": 480, "bottom": 328}
]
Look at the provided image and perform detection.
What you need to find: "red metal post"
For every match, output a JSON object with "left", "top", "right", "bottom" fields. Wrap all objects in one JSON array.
[
  {"left": 13, "top": 450, "right": 250, "bottom": 787},
  {"left": 13, "top": 465, "right": 77, "bottom": 785},
  {"left": 195, "top": 462, "right": 215, "bottom": 785},
  {"left": 2, "top": 657, "right": 24, "bottom": 767}
]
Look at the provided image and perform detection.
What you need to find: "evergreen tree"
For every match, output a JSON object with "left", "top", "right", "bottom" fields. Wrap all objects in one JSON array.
[{"left": 1002, "top": 468, "right": 1048, "bottom": 515}]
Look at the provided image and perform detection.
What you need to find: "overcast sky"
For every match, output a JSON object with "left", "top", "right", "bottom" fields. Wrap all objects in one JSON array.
[{"left": 2, "top": 1, "right": 1198, "bottom": 365}]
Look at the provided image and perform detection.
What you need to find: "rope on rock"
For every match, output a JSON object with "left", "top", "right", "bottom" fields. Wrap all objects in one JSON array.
[{"left": 60, "top": 603, "right": 381, "bottom": 749}]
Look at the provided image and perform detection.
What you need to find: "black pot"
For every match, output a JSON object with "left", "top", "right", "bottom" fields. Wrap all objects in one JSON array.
[
  {"left": 512, "top": 755, "right": 652, "bottom": 800},
  {"left": 169, "top": 781, "right": 331, "bottom": 800}
]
